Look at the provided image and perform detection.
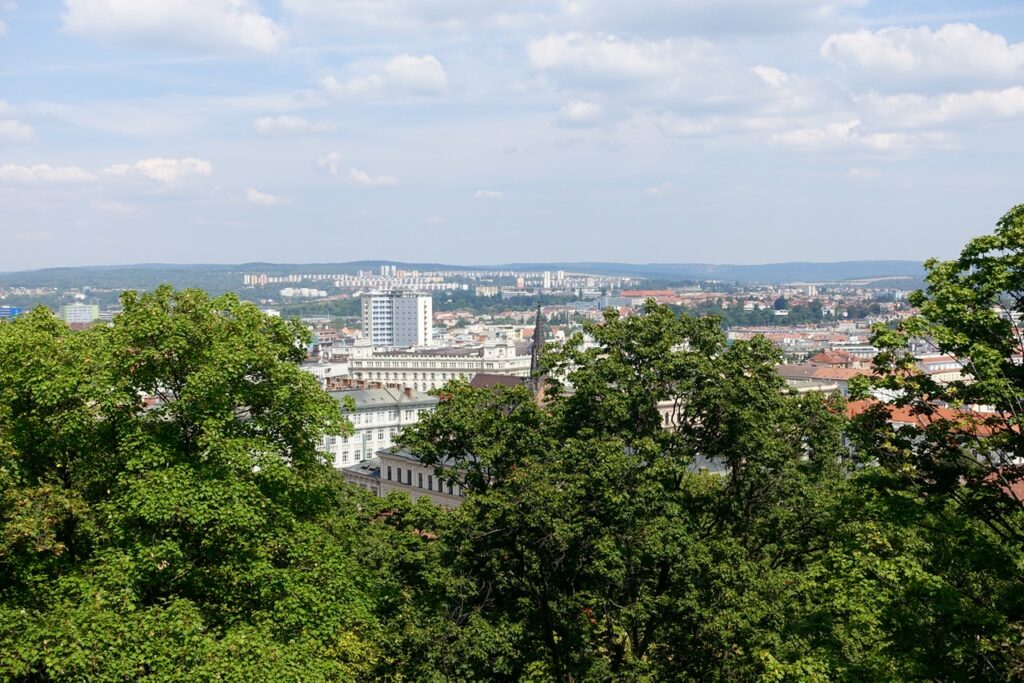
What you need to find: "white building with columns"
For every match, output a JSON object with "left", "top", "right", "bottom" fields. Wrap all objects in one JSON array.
[{"left": 346, "top": 340, "right": 532, "bottom": 392}]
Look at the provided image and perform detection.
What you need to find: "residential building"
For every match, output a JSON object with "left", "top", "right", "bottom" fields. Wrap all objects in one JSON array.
[
  {"left": 361, "top": 291, "right": 433, "bottom": 347},
  {"left": 320, "top": 386, "right": 438, "bottom": 467},
  {"left": 58, "top": 303, "right": 99, "bottom": 324}
]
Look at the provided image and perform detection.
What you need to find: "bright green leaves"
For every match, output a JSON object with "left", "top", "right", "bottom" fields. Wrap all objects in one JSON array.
[
  {"left": 0, "top": 287, "right": 387, "bottom": 680},
  {"left": 860, "top": 204, "right": 1024, "bottom": 548}
]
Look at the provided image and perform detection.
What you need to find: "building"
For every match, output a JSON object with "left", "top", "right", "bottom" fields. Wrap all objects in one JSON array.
[
  {"left": 342, "top": 447, "right": 467, "bottom": 507},
  {"left": 347, "top": 340, "right": 531, "bottom": 392},
  {"left": 300, "top": 359, "right": 349, "bottom": 387},
  {"left": 58, "top": 303, "right": 99, "bottom": 324},
  {"left": 0, "top": 306, "right": 23, "bottom": 320},
  {"left": 320, "top": 385, "right": 438, "bottom": 467},
  {"left": 361, "top": 291, "right": 433, "bottom": 348}
]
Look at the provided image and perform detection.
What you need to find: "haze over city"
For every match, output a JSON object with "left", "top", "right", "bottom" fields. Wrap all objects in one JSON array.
[{"left": 3, "top": 0, "right": 1024, "bottom": 270}]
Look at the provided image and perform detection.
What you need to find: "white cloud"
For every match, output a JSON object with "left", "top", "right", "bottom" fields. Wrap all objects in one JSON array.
[
  {"left": 246, "top": 187, "right": 286, "bottom": 205},
  {"left": 753, "top": 65, "right": 789, "bottom": 87},
  {"left": 316, "top": 152, "right": 344, "bottom": 176},
  {"left": 822, "top": 23, "right": 1024, "bottom": 88},
  {"left": 0, "top": 18, "right": 7, "bottom": 35},
  {"left": 102, "top": 157, "right": 212, "bottom": 184},
  {"left": 0, "top": 118, "right": 35, "bottom": 142},
  {"left": 425, "top": 215, "right": 445, "bottom": 224},
  {"left": 0, "top": 164, "right": 97, "bottom": 183},
  {"left": 62, "top": 0, "right": 286, "bottom": 54},
  {"left": 253, "top": 115, "right": 336, "bottom": 135},
  {"left": 644, "top": 181, "right": 673, "bottom": 196},
  {"left": 282, "top": 0, "right": 864, "bottom": 37},
  {"left": 345, "top": 168, "right": 398, "bottom": 187},
  {"left": 557, "top": 99, "right": 604, "bottom": 127},
  {"left": 282, "top": 0, "right": 529, "bottom": 32},
  {"left": 527, "top": 32, "right": 805, "bottom": 111},
  {"left": 474, "top": 190, "right": 503, "bottom": 199},
  {"left": 771, "top": 119, "right": 948, "bottom": 152},
  {"left": 529, "top": 33, "right": 678, "bottom": 82},
  {"left": 862, "top": 87, "right": 1024, "bottom": 128},
  {"left": 558, "top": 0, "right": 865, "bottom": 36},
  {"left": 91, "top": 199, "right": 137, "bottom": 213},
  {"left": 321, "top": 54, "right": 448, "bottom": 99}
]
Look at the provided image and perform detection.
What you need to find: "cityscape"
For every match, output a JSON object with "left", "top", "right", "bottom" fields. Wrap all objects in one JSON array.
[{"left": 2, "top": 1, "right": 1024, "bottom": 680}]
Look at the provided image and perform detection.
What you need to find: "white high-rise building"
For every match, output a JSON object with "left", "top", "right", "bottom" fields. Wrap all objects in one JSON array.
[{"left": 361, "top": 291, "right": 433, "bottom": 348}]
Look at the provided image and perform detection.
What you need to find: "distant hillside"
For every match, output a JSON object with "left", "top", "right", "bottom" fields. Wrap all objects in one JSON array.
[
  {"left": 0, "top": 259, "right": 925, "bottom": 289},
  {"left": 486, "top": 261, "right": 925, "bottom": 284}
]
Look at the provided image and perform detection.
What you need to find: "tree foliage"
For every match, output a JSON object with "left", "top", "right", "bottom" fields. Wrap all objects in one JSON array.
[
  {"left": 855, "top": 204, "right": 1024, "bottom": 546},
  {"left": 398, "top": 299, "right": 1024, "bottom": 680},
  {"left": 0, "top": 287, "right": 398, "bottom": 680},
  {"left": 5, "top": 209, "right": 1024, "bottom": 682}
]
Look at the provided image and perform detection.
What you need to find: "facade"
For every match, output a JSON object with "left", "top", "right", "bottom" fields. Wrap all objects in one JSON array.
[
  {"left": 320, "top": 386, "right": 438, "bottom": 467},
  {"left": 341, "top": 448, "right": 467, "bottom": 507},
  {"left": 361, "top": 291, "right": 433, "bottom": 348},
  {"left": 347, "top": 340, "right": 531, "bottom": 392},
  {"left": 58, "top": 303, "right": 99, "bottom": 324}
]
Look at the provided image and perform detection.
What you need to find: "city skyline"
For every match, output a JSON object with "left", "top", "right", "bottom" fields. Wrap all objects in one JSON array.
[{"left": 2, "top": 1, "right": 1024, "bottom": 270}]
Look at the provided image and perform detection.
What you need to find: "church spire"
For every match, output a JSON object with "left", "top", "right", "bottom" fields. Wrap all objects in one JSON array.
[{"left": 530, "top": 304, "right": 546, "bottom": 394}]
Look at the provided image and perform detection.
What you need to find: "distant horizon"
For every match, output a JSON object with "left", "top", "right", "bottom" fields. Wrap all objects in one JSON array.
[{"left": 1, "top": 256, "right": 927, "bottom": 276}]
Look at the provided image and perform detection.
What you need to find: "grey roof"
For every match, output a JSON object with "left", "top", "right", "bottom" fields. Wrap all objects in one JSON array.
[
  {"left": 377, "top": 446, "right": 479, "bottom": 468},
  {"left": 342, "top": 456, "right": 381, "bottom": 480},
  {"left": 329, "top": 387, "right": 439, "bottom": 409}
]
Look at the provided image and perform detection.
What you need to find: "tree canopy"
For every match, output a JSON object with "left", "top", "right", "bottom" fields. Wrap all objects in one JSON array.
[{"left": 4, "top": 205, "right": 1024, "bottom": 681}]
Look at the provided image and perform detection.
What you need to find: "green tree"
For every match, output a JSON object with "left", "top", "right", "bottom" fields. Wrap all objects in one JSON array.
[
  {"left": 856, "top": 204, "right": 1024, "bottom": 546},
  {"left": 0, "top": 286, "right": 389, "bottom": 681},
  {"left": 398, "top": 302, "right": 871, "bottom": 681}
]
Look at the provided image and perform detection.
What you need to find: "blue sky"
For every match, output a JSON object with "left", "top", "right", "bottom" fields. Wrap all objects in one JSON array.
[{"left": 1, "top": 1, "right": 1023, "bottom": 270}]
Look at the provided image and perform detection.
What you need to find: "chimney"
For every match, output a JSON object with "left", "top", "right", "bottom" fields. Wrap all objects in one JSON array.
[{"left": 404, "top": 386, "right": 413, "bottom": 398}]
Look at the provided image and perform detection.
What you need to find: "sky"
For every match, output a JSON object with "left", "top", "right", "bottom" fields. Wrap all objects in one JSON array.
[{"left": 1, "top": 1, "right": 1024, "bottom": 271}]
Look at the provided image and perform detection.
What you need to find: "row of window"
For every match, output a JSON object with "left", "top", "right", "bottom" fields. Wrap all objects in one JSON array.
[
  {"left": 386, "top": 465, "right": 459, "bottom": 496},
  {"left": 348, "top": 410, "right": 420, "bottom": 425}
]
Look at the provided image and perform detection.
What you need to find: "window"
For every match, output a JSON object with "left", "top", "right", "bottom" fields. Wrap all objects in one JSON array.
[
  {"left": 378, "top": 430, "right": 385, "bottom": 440},
  {"left": 387, "top": 466, "right": 392, "bottom": 481},
  {"left": 406, "top": 470, "right": 412, "bottom": 485},
  {"left": 396, "top": 467, "right": 402, "bottom": 482},
  {"left": 418, "top": 473, "right": 423, "bottom": 488},
  {"left": 427, "top": 474, "right": 432, "bottom": 490},
  {"left": 447, "top": 481, "right": 453, "bottom": 495}
]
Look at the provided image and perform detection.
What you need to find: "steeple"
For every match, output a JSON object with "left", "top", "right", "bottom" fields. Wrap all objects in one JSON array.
[{"left": 529, "top": 304, "right": 546, "bottom": 394}]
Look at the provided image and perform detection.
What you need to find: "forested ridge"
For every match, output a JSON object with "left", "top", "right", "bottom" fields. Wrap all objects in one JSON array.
[{"left": 2, "top": 207, "right": 1023, "bottom": 681}]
